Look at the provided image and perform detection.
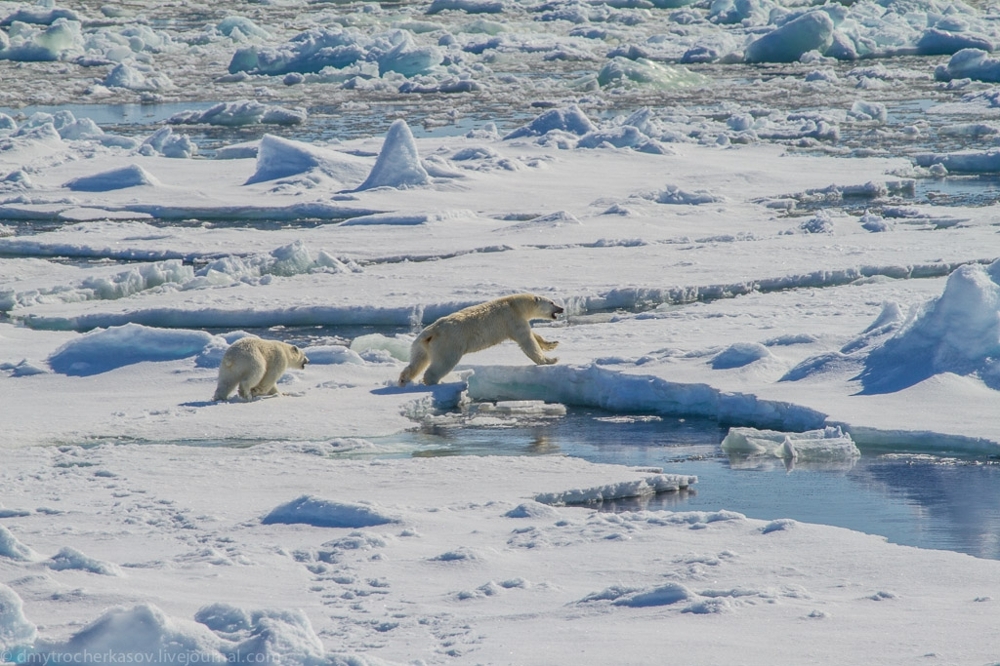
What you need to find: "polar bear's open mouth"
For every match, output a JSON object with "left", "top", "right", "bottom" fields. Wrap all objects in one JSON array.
[{"left": 552, "top": 306, "right": 564, "bottom": 319}]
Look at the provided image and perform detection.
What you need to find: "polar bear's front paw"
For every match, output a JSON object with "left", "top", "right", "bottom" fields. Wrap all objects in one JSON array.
[{"left": 541, "top": 356, "right": 559, "bottom": 365}]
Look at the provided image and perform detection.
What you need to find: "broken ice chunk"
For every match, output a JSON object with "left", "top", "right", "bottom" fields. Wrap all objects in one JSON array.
[{"left": 721, "top": 425, "right": 860, "bottom": 462}]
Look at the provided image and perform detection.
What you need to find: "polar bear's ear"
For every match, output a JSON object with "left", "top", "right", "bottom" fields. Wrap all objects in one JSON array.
[{"left": 291, "top": 345, "right": 300, "bottom": 352}]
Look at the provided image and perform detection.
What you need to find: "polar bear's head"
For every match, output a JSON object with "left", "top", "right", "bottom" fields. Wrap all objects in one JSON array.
[
  {"left": 528, "top": 294, "right": 564, "bottom": 321},
  {"left": 287, "top": 344, "right": 309, "bottom": 369}
]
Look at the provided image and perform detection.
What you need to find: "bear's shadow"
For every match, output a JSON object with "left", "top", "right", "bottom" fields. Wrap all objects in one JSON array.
[
  {"left": 372, "top": 380, "right": 467, "bottom": 396},
  {"left": 180, "top": 399, "right": 224, "bottom": 408},
  {"left": 373, "top": 381, "right": 468, "bottom": 410},
  {"left": 181, "top": 395, "right": 283, "bottom": 408}
]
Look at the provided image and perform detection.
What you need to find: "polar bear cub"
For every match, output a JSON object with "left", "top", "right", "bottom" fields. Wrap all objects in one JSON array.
[
  {"left": 399, "top": 293, "right": 564, "bottom": 386},
  {"left": 213, "top": 337, "right": 309, "bottom": 402}
]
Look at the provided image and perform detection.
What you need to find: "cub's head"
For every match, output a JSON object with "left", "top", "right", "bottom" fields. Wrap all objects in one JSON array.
[
  {"left": 287, "top": 344, "right": 309, "bottom": 369},
  {"left": 530, "top": 294, "right": 565, "bottom": 321}
]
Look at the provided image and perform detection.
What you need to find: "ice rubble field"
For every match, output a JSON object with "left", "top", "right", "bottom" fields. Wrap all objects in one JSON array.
[{"left": 7, "top": 0, "right": 1000, "bottom": 662}]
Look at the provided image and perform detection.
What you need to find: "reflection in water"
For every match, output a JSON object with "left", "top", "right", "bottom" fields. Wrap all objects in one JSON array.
[
  {"left": 590, "top": 488, "right": 696, "bottom": 513},
  {"left": 385, "top": 408, "right": 1000, "bottom": 560},
  {"left": 724, "top": 452, "right": 859, "bottom": 473},
  {"left": 858, "top": 456, "right": 1000, "bottom": 560}
]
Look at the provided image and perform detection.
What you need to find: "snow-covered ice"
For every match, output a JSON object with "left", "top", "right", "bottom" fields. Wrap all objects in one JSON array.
[{"left": 5, "top": 0, "right": 1000, "bottom": 661}]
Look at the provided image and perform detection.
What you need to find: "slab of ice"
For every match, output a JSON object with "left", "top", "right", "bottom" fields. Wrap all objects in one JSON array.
[
  {"left": 426, "top": 0, "right": 504, "bottom": 14},
  {"left": 0, "top": 19, "right": 82, "bottom": 62},
  {"left": 744, "top": 12, "right": 835, "bottom": 63},
  {"left": 228, "top": 26, "right": 440, "bottom": 79},
  {"left": 217, "top": 17, "right": 270, "bottom": 40},
  {"left": 377, "top": 31, "right": 443, "bottom": 76},
  {"left": 103, "top": 62, "right": 173, "bottom": 91},
  {"left": 468, "top": 364, "right": 828, "bottom": 433},
  {"left": 228, "top": 27, "right": 367, "bottom": 76},
  {"left": 916, "top": 29, "right": 993, "bottom": 56},
  {"left": 349, "top": 333, "right": 412, "bottom": 362},
  {"left": 503, "top": 105, "right": 596, "bottom": 140},
  {"left": 721, "top": 426, "right": 861, "bottom": 461},
  {"left": 597, "top": 58, "right": 706, "bottom": 89},
  {"left": 1, "top": 7, "right": 82, "bottom": 25},
  {"left": 534, "top": 473, "right": 696, "bottom": 506},
  {"left": 914, "top": 148, "right": 1000, "bottom": 173},
  {"left": 300, "top": 345, "right": 365, "bottom": 366},
  {"left": 139, "top": 127, "right": 196, "bottom": 158},
  {"left": 576, "top": 126, "right": 647, "bottom": 149},
  {"left": 935, "top": 48, "right": 1000, "bottom": 83},
  {"left": 169, "top": 100, "right": 306, "bottom": 127}
]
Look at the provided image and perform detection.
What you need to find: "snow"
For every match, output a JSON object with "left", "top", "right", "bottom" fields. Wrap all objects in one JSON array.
[
  {"left": 47, "top": 324, "right": 214, "bottom": 376},
  {"left": 857, "top": 263, "right": 1000, "bottom": 393},
  {"left": 245, "top": 134, "right": 372, "bottom": 187},
  {"left": 4, "top": 0, "right": 1000, "bottom": 661},
  {"left": 261, "top": 496, "right": 400, "bottom": 528},
  {"left": 63, "top": 164, "right": 159, "bottom": 191}
]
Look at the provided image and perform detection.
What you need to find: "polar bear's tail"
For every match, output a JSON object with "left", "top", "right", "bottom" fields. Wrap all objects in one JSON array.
[{"left": 398, "top": 335, "right": 431, "bottom": 386}]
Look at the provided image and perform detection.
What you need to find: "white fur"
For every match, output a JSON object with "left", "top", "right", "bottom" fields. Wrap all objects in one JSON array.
[
  {"left": 213, "top": 337, "right": 309, "bottom": 402},
  {"left": 399, "top": 293, "right": 564, "bottom": 386}
]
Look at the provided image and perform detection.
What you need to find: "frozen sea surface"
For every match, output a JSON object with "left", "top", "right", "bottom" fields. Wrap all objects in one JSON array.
[{"left": 8, "top": 0, "right": 1000, "bottom": 662}]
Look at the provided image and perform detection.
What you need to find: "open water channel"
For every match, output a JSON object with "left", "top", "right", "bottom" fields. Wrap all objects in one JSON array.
[{"left": 377, "top": 408, "right": 1000, "bottom": 561}]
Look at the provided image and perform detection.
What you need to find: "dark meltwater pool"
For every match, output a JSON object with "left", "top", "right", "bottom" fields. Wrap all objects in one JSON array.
[{"left": 380, "top": 408, "right": 1000, "bottom": 561}]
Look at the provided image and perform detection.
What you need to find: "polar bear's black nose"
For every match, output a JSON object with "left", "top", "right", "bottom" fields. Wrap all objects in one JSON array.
[{"left": 553, "top": 306, "right": 564, "bottom": 318}]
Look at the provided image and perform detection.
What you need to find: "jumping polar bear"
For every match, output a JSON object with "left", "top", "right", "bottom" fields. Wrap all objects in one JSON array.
[
  {"left": 399, "top": 293, "right": 564, "bottom": 386},
  {"left": 213, "top": 337, "right": 309, "bottom": 402}
]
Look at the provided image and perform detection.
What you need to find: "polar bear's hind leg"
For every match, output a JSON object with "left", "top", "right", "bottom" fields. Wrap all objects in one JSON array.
[
  {"left": 422, "top": 345, "right": 462, "bottom": 385},
  {"left": 251, "top": 362, "right": 286, "bottom": 397},
  {"left": 237, "top": 365, "right": 267, "bottom": 401}
]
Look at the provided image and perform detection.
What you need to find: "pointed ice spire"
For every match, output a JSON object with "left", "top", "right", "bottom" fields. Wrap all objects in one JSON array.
[{"left": 355, "top": 119, "right": 430, "bottom": 191}]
